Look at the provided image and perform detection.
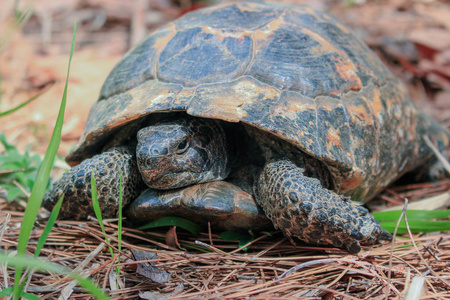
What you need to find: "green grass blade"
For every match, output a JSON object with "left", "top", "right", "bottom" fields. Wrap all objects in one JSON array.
[
  {"left": 219, "top": 231, "right": 254, "bottom": 252},
  {"left": 34, "top": 195, "right": 63, "bottom": 257},
  {"left": 0, "top": 287, "right": 41, "bottom": 300},
  {"left": 118, "top": 174, "right": 123, "bottom": 246},
  {"left": 19, "top": 291, "right": 42, "bottom": 300},
  {"left": 380, "top": 220, "right": 450, "bottom": 234},
  {"left": 90, "top": 171, "right": 102, "bottom": 229},
  {"left": 13, "top": 22, "right": 76, "bottom": 299},
  {"left": 91, "top": 172, "right": 121, "bottom": 284},
  {"left": 138, "top": 216, "right": 202, "bottom": 235},
  {"left": 91, "top": 172, "right": 114, "bottom": 257},
  {"left": 373, "top": 209, "right": 450, "bottom": 221},
  {"left": 238, "top": 239, "right": 253, "bottom": 252},
  {"left": 18, "top": 195, "right": 64, "bottom": 292},
  {"left": 0, "top": 91, "right": 44, "bottom": 117},
  {"left": 0, "top": 252, "right": 109, "bottom": 300},
  {"left": 117, "top": 173, "right": 123, "bottom": 274},
  {"left": 0, "top": 287, "right": 13, "bottom": 297},
  {"left": 0, "top": 4, "right": 33, "bottom": 51}
]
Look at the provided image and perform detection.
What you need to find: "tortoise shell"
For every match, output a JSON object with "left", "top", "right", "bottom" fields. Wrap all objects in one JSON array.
[{"left": 66, "top": 1, "right": 449, "bottom": 202}]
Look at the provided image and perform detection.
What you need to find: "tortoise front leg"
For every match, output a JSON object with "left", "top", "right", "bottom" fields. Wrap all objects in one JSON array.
[
  {"left": 43, "top": 146, "right": 145, "bottom": 220},
  {"left": 256, "top": 159, "right": 391, "bottom": 254}
]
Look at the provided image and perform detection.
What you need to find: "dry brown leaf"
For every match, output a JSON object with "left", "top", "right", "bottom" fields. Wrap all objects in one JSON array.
[
  {"left": 409, "top": 28, "right": 450, "bottom": 52},
  {"left": 415, "top": 3, "right": 450, "bottom": 31},
  {"left": 131, "top": 249, "right": 171, "bottom": 284}
]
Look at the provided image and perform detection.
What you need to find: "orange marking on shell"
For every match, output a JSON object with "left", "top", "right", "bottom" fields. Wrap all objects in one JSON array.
[
  {"left": 302, "top": 28, "right": 362, "bottom": 91},
  {"left": 188, "top": 79, "right": 279, "bottom": 122},
  {"left": 212, "top": 83, "right": 253, "bottom": 120},
  {"left": 253, "top": 17, "right": 285, "bottom": 42},
  {"left": 235, "top": 2, "right": 267, "bottom": 12},
  {"left": 274, "top": 97, "right": 315, "bottom": 120},
  {"left": 326, "top": 128, "right": 342, "bottom": 150},
  {"left": 349, "top": 98, "right": 374, "bottom": 126},
  {"left": 201, "top": 26, "right": 252, "bottom": 42},
  {"left": 128, "top": 84, "right": 179, "bottom": 115},
  {"left": 334, "top": 62, "right": 362, "bottom": 91},
  {"left": 302, "top": 27, "right": 340, "bottom": 54},
  {"left": 152, "top": 23, "right": 177, "bottom": 55},
  {"left": 371, "top": 89, "right": 383, "bottom": 117},
  {"left": 173, "top": 88, "right": 195, "bottom": 106}
]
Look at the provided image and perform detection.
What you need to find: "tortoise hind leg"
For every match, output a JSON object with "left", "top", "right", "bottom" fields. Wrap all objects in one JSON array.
[
  {"left": 43, "top": 146, "right": 145, "bottom": 220},
  {"left": 256, "top": 159, "right": 391, "bottom": 254}
]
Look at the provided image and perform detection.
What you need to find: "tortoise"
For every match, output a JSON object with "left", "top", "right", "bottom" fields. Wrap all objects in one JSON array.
[{"left": 43, "top": 1, "right": 449, "bottom": 254}]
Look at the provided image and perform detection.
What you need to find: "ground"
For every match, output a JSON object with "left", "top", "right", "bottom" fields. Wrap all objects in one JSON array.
[{"left": 0, "top": 0, "right": 450, "bottom": 299}]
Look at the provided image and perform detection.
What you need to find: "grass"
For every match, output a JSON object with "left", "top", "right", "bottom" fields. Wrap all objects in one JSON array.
[
  {"left": 138, "top": 216, "right": 203, "bottom": 235},
  {"left": 0, "top": 252, "right": 109, "bottom": 300},
  {"left": 0, "top": 0, "right": 33, "bottom": 52},
  {"left": 0, "top": 133, "right": 44, "bottom": 201},
  {"left": 0, "top": 92, "right": 44, "bottom": 118},
  {"left": 16, "top": 194, "right": 64, "bottom": 295},
  {"left": 374, "top": 207, "right": 450, "bottom": 234},
  {"left": 11, "top": 21, "right": 76, "bottom": 298},
  {"left": 219, "top": 230, "right": 255, "bottom": 251},
  {"left": 0, "top": 0, "right": 50, "bottom": 203},
  {"left": 0, "top": 22, "right": 110, "bottom": 299},
  {"left": 90, "top": 171, "right": 122, "bottom": 283}
]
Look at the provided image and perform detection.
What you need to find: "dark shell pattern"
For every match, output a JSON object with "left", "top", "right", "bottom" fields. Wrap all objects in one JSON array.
[{"left": 67, "top": 1, "right": 449, "bottom": 202}]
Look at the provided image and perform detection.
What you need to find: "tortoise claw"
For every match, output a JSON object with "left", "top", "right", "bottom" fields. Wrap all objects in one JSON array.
[{"left": 378, "top": 229, "right": 393, "bottom": 241}]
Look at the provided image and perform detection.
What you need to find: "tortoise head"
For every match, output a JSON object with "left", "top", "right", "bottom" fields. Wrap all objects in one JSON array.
[{"left": 136, "top": 118, "right": 230, "bottom": 190}]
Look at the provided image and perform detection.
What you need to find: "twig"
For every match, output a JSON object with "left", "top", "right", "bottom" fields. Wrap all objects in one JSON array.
[
  {"left": 207, "top": 222, "right": 213, "bottom": 246},
  {"left": 424, "top": 135, "right": 450, "bottom": 174},
  {"left": 0, "top": 168, "right": 25, "bottom": 175},
  {"left": 40, "top": 242, "right": 106, "bottom": 291},
  {"left": 403, "top": 206, "right": 450, "bottom": 288},
  {"left": 1, "top": 195, "right": 449, "bottom": 298},
  {"left": 276, "top": 258, "right": 355, "bottom": 280},
  {"left": 195, "top": 240, "right": 228, "bottom": 256},
  {"left": 229, "top": 233, "right": 268, "bottom": 254},
  {"left": 59, "top": 263, "right": 100, "bottom": 300},
  {"left": 13, "top": 180, "right": 30, "bottom": 198},
  {"left": 0, "top": 213, "right": 11, "bottom": 288},
  {"left": 386, "top": 198, "right": 409, "bottom": 300}
]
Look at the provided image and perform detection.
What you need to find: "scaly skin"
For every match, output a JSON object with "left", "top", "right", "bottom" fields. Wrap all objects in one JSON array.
[
  {"left": 43, "top": 147, "right": 145, "bottom": 219},
  {"left": 256, "top": 160, "right": 389, "bottom": 254}
]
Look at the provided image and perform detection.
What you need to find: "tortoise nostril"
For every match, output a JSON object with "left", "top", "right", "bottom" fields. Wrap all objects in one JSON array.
[{"left": 137, "top": 145, "right": 167, "bottom": 169}]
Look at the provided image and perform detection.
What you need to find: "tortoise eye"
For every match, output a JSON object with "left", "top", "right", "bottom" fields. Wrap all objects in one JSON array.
[{"left": 176, "top": 139, "right": 189, "bottom": 154}]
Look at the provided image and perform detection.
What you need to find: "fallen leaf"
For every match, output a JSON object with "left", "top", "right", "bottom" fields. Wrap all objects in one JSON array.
[
  {"left": 415, "top": 4, "right": 450, "bottom": 31},
  {"left": 409, "top": 28, "right": 450, "bottom": 53},
  {"left": 131, "top": 250, "right": 170, "bottom": 283}
]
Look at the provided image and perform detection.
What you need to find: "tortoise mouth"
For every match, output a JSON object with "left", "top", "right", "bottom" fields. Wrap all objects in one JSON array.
[{"left": 141, "top": 170, "right": 200, "bottom": 190}]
